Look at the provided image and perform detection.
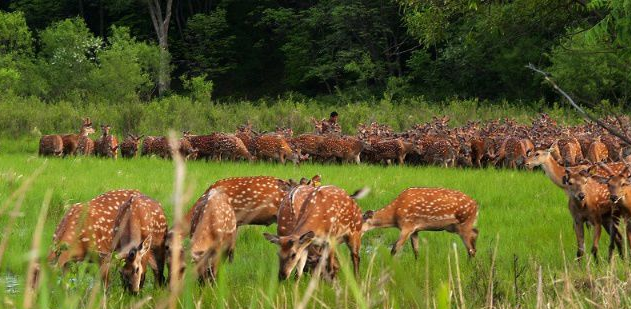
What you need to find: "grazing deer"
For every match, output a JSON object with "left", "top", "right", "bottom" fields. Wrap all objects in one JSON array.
[
  {"left": 290, "top": 134, "right": 325, "bottom": 160},
  {"left": 562, "top": 168, "right": 622, "bottom": 260},
  {"left": 95, "top": 124, "right": 119, "bottom": 159},
  {"left": 318, "top": 136, "right": 364, "bottom": 164},
  {"left": 252, "top": 134, "right": 300, "bottom": 164},
  {"left": 188, "top": 188, "right": 237, "bottom": 282},
  {"left": 61, "top": 118, "right": 95, "bottom": 156},
  {"left": 264, "top": 185, "right": 369, "bottom": 280},
  {"left": 120, "top": 134, "right": 144, "bottom": 158},
  {"left": 111, "top": 195, "right": 168, "bottom": 293},
  {"left": 362, "top": 188, "right": 479, "bottom": 258},
  {"left": 48, "top": 190, "right": 142, "bottom": 282},
  {"left": 212, "top": 133, "right": 255, "bottom": 161},
  {"left": 551, "top": 138, "right": 583, "bottom": 166},
  {"left": 39, "top": 135, "right": 64, "bottom": 157},
  {"left": 365, "top": 139, "right": 422, "bottom": 165},
  {"left": 587, "top": 137, "right": 609, "bottom": 163}
]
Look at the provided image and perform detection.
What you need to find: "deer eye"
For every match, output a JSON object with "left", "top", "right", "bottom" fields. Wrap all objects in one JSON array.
[
  {"left": 291, "top": 253, "right": 297, "bottom": 259},
  {"left": 534, "top": 153, "right": 539, "bottom": 157},
  {"left": 134, "top": 267, "right": 140, "bottom": 274}
]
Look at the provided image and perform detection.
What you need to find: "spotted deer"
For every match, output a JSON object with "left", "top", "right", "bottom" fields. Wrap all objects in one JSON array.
[
  {"left": 551, "top": 137, "right": 583, "bottom": 166},
  {"left": 141, "top": 136, "right": 158, "bottom": 157},
  {"left": 77, "top": 135, "right": 95, "bottom": 156},
  {"left": 587, "top": 137, "right": 609, "bottom": 163},
  {"left": 275, "top": 176, "right": 327, "bottom": 276},
  {"left": 264, "top": 185, "right": 369, "bottom": 280},
  {"left": 111, "top": 195, "right": 168, "bottom": 293},
  {"left": 95, "top": 124, "right": 119, "bottom": 159},
  {"left": 212, "top": 133, "right": 255, "bottom": 161},
  {"left": 252, "top": 134, "right": 300, "bottom": 164},
  {"left": 562, "top": 168, "right": 623, "bottom": 260},
  {"left": 188, "top": 188, "right": 237, "bottom": 282},
  {"left": 591, "top": 164, "right": 631, "bottom": 254},
  {"left": 48, "top": 190, "right": 142, "bottom": 282},
  {"left": 39, "top": 135, "right": 64, "bottom": 157},
  {"left": 166, "top": 176, "right": 298, "bottom": 279},
  {"left": 363, "top": 188, "right": 479, "bottom": 258},
  {"left": 290, "top": 134, "right": 325, "bottom": 160},
  {"left": 120, "top": 134, "right": 144, "bottom": 158},
  {"left": 318, "top": 136, "right": 364, "bottom": 164},
  {"left": 421, "top": 138, "right": 457, "bottom": 167},
  {"left": 61, "top": 118, "right": 95, "bottom": 156},
  {"left": 493, "top": 137, "right": 528, "bottom": 169},
  {"left": 526, "top": 149, "right": 624, "bottom": 259},
  {"left": 143, "top": 136, "right": 198, "bottom": 160},
  {"left": 365, "top": 139, "right": 421, "bottom": 165}
]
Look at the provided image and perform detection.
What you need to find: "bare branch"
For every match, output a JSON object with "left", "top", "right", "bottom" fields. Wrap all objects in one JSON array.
[{"left": 527, "top": 63, "right": 631, "bottom": 145}]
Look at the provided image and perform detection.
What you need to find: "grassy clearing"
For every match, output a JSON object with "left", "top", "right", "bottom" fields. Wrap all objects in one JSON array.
[{"left": 0, "top": 152, "right": 628, "bottom": 308}]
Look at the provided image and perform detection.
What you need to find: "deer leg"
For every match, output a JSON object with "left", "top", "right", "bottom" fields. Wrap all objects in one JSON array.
[
  {"left": 347, "top": 233, "right": 361, "bottom": 278},
  {"left": 391, "top": 228, "right": 414, "bottom": 256},
  {"left": 98, "top": 255, "right": 112, "bottom": 289},
  {"left": 573, "top": 219, "right": 585, "bottom": 259},
  {"left": 591, "top": 221, "right": 602, "bottom": 262},
  {"left": 410, "top": 231, "right": 420, "bottom": 260},
  {"left": 153, "top": 248, "right": 166, "bottom": 287}
]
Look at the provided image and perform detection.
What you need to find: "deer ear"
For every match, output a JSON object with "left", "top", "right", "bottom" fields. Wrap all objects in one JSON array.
[
  {"left": 299, "top": 231, "right": 315, "bottom": 245},
  {"left": 363, "top": 210, "right": 374, "bottom": 221},
  {"left": 263, "top": 233, "right": 280, "bottom": 245},
  {"left": 311, "top": 175, "right": 322, "bottom": 186},
  {"left": 139, "top": 236, "right": 152, "bottom": 257}
]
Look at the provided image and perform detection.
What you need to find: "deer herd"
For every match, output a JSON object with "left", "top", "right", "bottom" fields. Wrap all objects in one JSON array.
[{"left": 38, "top": 113, "right": 631, "bottom": 293}]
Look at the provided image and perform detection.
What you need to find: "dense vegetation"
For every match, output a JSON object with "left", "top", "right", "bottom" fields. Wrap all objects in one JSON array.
[{"left": 1, "top": 0, "right": 630, "bottom": 105}]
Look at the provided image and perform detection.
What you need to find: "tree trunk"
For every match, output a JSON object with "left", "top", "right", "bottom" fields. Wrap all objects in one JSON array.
[{"left": 147, "top": 0, "right": 174, "bottom": 96}]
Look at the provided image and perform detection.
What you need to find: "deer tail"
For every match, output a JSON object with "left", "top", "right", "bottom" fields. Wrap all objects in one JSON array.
[{"left": 349, "top": 187, "right": 370, "bottom": 200}]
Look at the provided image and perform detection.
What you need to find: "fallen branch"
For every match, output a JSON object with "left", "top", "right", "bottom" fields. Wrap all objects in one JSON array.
[{"left": 527, "top": 63, "right": 631, "bottom": 145}]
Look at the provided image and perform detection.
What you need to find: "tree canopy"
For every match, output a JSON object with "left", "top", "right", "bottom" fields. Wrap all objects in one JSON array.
[{"left": 1, "top": 0, "right": 628, "bottom": 104}]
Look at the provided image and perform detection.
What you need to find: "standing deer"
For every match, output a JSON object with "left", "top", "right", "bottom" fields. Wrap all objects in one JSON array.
[
  {"left": 111, "top": 195, "right": 168, "bottom": 293},
  {"left": 362, "top": 188, "right": 479, "bottom": 258},
  {"left": 61, "top": 118, "right": 95, "bottom": 156},
  {"left": 120, "top": 134, "right": 144, "bottom": 158},
  {"left": 587, "top": 136, "right": 609, "bottom": 163},
  {"left": 188, "top": 188, "right": 237, "bottom": 282},
  {"left": 562, "top": 168, "right": 622, "bottom": 260},
  {"left": 252, "top": 134, "right": 300, "bottom": 164},
  {"left": 264, "top": 185, "right": 369, "bottom": 280},
  {"left": 95, "top": 124, "right": 119, "bottom": 159},
  {"left": 525, "top": 149, "right": 624, "bottom": 259},
  {"left": 48, "top": 190, "right": 142, "bottom": 283},
  {"left": 592, "top": 163, "right": 631, "bottom": 255}
]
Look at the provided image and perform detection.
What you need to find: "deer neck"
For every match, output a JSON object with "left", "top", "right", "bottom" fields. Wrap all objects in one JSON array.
[
  {"left": 364, "top": 204, "right": 397, "bottom": 231},
  {"left": 540, "top": 156, "right": 566, "bottom": 188}
]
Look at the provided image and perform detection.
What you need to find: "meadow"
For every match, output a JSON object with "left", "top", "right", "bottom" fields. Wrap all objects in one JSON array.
[{"left": 2, "top": 138, "right": 630, "bottom": 309}]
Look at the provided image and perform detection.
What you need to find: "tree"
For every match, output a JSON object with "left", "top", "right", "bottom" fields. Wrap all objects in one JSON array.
[{"left": 146, "top": 0, "right": 173, "bottom": 96}]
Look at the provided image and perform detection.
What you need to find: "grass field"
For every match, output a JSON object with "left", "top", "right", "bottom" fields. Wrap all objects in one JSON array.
[{"left": 0, "top": 148, "right": 629, "bottom": 308}]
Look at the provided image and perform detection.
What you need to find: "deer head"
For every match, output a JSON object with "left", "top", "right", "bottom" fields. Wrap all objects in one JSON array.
[
  {"left": 263, "top": 231, "right": 315, "bottom": 280},
  {"left": 118, "top": 236, "right": 153, "bottom": 294}
]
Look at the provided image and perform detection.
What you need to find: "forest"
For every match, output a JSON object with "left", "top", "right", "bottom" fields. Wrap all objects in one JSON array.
[{"left": 1, "top": 0, "right": 630, "bottom": 106}]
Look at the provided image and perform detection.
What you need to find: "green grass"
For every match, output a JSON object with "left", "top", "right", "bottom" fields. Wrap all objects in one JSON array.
[{"left": 0, "top": 152, "right": 628, "bottom": 308}]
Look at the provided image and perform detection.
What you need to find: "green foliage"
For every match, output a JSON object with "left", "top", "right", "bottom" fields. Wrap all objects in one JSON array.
[
  {"left": 181, "top": 74, "right": 214, "bottom": 103},
  {"left": 180, "top": 10, "right": 236, "bottom": 79},
  {"left": 88, "top": 26, "right": 158, "bottom": 102},
  {"left": 0, "top": 11, "right": 33, "bottom": 54}
]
